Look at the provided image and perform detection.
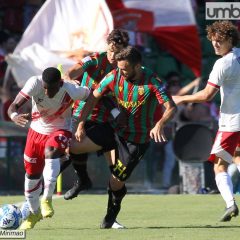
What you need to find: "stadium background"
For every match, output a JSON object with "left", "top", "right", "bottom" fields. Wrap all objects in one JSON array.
[{"left": 0, "top": 0, "right": 234, "bottom": 194}]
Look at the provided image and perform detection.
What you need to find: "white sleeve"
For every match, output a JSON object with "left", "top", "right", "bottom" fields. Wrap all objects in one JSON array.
[
  {"left": 20, "top": 76, "right": 40, "bottom": 98},
  {"left": 208, "top": 59, "right": 226, "bottom": 87},
  {"left": 68, "top": 84, "right": 90, "bottom": 100}
]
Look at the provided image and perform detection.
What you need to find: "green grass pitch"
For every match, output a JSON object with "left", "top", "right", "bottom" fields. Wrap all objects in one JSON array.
[{"left": 1, "top": 194, "right": 240, "bottom": 240}]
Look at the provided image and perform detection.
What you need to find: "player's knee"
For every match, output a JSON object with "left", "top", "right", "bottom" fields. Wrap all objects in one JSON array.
[
  {"left": 26, "top": 172, "right": 42, "bottom": 179},
  {"left": 45, "top": 146, "right": 63, "bottom": 159},
  {"left": 214, "top": 158, "right": 229, "bottom": 174},
  {"left": 109, "top": 162, "right": 131, "bottom": 182}
]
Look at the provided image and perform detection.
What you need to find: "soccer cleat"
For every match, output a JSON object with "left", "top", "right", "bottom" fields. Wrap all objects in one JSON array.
[
  {"left": 19, "top": 209, "right": 42, "bottom": 230},
  {"left": 220, "top": 203, "right": 239, "bottom": 222},
  {"left": 64, "top": 177, "right": 92, "bottom": 200},
  {"left": 41, "top": 198, "right": 54, "bottom": 218},
  {"left": 111, "top": 221, "right": 126, "bottom": 229},
  {"left": 100, "top": 219, "right": 126, "bottom": 229}
]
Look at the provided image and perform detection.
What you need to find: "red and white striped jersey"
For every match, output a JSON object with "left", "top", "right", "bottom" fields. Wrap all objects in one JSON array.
[{"left": 20, "top": 76, "right": 89, "bottom": 134}]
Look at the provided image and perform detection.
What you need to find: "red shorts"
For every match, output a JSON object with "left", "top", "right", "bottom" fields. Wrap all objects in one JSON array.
[
  {"left": 209, "top": 131, "right": 240, "bottom": 163},
  {"left": 24, "top": 128, "right": 72, "bottom": 175}
]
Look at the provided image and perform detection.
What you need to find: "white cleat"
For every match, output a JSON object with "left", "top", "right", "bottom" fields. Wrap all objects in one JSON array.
[{"left": 111, "top": 221, "right": 126, "bottom": 229}]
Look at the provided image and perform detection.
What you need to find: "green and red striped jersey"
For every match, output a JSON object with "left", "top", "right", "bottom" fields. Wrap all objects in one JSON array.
[
  {"left": 97, "top": 66, "right": 171, "bottom": 143},
  {"left": 72, "top": 52, "right": 114, "bottom": 122}
]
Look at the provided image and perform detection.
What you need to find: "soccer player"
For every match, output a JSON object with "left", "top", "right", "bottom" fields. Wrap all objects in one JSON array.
[
  {"left": 8, "top": 67, "right": 90, "bottom": 229},
  {"left": 173, "top": 20, "right": 240, "bottom": 221},
  {"left": 61, "top": 29, "right": 129, "bottom": 200},
  {"left": 71, "top": 46, "right": 177, "bottom": 228}
]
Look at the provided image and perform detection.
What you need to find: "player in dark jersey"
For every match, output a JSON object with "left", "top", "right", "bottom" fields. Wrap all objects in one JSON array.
[
  {"left": 61, "top": 29, "right": 129, "bottom": 200},
  {"left": 72, "top": 46, "right": 177, "bottom": 228}
]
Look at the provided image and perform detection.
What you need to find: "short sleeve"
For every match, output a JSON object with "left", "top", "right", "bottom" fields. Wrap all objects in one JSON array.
[
  {"left": 151, "top": 77, "right": 170, "bottom": 104},
  {"left": 208, "top": 58, "right": 226, "bottom": 87},
  {"left": 65, "top": 83, "right": 90, "bottom": 100},
  {"left": 80, "top": 55, "right": 97, "bottom": 71},
  {"left": 20, "top": 76, "right": 40, "bottom": 99},
  {"left": 96, "top": 73, "right": 115, "bottom": 95}
]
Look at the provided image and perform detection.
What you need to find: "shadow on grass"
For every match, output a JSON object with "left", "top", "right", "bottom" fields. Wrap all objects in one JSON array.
[
  {"left": 36, "top": 225, "right": 240, "bottom": 231},
  {"left": 37, "top": 227, "right": 94, "bottom": 230},
  {"left": 146, "top": 225, "right": 240, "bottom": 229}
]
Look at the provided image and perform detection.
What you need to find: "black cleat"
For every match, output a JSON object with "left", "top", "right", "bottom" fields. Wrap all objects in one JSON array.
[
  {"left": 220, "top": 203, "right": 239, "bottom": 222},
  {"left": 64, "top": 177, "right": 92, "bottom": 200}
]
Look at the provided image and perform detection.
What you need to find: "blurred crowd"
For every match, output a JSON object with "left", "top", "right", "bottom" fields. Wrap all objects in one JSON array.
[
  {"left": 0, "top": 0, "right": 44, "bottom": 121},
  {"left": 3, "top": 0, "right": 237, "bottom": 193}
]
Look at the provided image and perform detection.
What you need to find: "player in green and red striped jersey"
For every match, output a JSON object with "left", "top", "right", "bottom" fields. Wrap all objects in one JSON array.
[
  {"left": 72, "top": 46, "right": 177, "bottom": 228},
  {"left": 61, "top": 29, "right": 129, "bottom": 201}
]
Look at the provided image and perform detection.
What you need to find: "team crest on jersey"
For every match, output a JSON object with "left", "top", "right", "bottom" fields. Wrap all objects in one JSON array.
[
  {"left": 92, "top": 82, "right": 97, "bottom": 88},
  {"left": 138, "top": 86, "right": 144, "bottom": 95},
  {"left": 101, "top": 70, "right": 105, "bottom": 75},
  {"left": 119, "top": 86, "right": 123, "bottom": 92}
]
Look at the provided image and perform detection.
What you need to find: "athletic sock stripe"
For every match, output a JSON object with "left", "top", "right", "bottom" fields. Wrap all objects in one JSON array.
[{"left": 25, "top": 180, "right": 42, "bottom": 193}]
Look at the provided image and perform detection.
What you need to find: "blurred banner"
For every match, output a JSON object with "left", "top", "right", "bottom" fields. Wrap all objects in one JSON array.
[
  {"left": 6, "top": 0, "right": 113, "bottom": 87},
  {"left": 106, "top": 0, "right": 202, "bottom": 77}
]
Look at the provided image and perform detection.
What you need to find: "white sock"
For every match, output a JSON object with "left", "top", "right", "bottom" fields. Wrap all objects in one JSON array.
[
  {"left": 42, "top": 158, "right": 60, "bottom": 199},
  {"left": 24, "top": 175, "right": 42, "bottom": 214},
  {"left": 215, "top": 172, "right": 235, "bottom": 208}
]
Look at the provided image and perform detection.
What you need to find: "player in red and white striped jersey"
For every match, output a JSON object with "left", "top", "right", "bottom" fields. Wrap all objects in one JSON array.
[
  {"left": 8, "top": 67, "right": 90, "bottom": 229},
  {"left": 173, "top": 21, "right": 240, "bottom": 222}
]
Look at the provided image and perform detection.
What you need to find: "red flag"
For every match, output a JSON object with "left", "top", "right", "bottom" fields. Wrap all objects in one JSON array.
[{"left": 106, "top": 0, "right": 201, "bottom": 77}]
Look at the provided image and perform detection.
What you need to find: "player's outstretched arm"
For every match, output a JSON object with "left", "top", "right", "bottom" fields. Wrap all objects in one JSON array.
[
  {"left": 173, "top": 84, "right": 218, "bottom": 105},
  {"left": 64, "top": 63, "right": 84, "bottom": 80},
  {"left": 150, "top": 100, "right": 177, "bottom": 143},
  {"left": 75, "top": 90, "right": 102, "bottom": 142}
]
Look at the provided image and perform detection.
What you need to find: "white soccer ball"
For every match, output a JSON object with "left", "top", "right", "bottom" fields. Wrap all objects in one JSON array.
[{"left": 0, "top": 204, "right": 23, "bottom": 229}]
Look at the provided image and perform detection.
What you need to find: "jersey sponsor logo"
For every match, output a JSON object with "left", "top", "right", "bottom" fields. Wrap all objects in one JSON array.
[
  {"left": 117, "top": 98, "right": 146, "bottom": 109},
  {"left": 138, "top": 86, "right": 144, "bottom": 95},
  {"left": 24, "top": 154, "right": 37, "bottom": 163}
]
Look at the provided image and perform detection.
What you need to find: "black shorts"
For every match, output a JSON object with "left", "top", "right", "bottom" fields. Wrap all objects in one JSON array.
[
  {"left": 71, "top": 117, "right": 116, "bottom": 154},
  {"left": 111, "top": 135, "right": 150, "bottom": 181}
]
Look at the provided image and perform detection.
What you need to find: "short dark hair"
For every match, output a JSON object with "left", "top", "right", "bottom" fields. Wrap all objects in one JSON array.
[
  {"left": 115, "top": 46, "right": 142, "bottom": 66},
  {"left": 206, "top": 20, "right": 239, "bottom": 46},
  {"left": 107, "top": 29, "right": 129, "bottom": 47},
  {"left": 42, "top": 67, "right": 61, "bottom": 84}
]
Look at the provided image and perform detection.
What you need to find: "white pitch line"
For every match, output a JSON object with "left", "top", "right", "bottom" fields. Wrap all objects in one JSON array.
[{"left": 14, "top": 194, "right": 64, "bottom": 207}]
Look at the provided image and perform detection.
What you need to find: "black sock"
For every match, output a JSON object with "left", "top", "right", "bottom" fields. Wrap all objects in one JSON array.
[
  {"left": 112, "top": 185, "right": 127, "bottom": 206},
  {"left": 70, "top": 153, "right": 89, "bottom": 183},
  {"left": 105, "top": 184, "right": 127, "bottom": 223}
]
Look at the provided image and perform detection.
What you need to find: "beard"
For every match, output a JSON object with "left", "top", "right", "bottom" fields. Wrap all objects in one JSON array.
[{"left": 122, "top": 71, "right": 136, "bottom": 82}]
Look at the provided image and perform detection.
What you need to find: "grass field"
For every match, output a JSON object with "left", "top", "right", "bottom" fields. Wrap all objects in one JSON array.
[{"left": 1, "top": 194, "right": 240, "bottom": 240}]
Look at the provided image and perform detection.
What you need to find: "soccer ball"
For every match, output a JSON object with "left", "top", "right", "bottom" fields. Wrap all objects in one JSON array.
[{"left": 0, "top": 204, "right": 23, "bottom": 229}]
